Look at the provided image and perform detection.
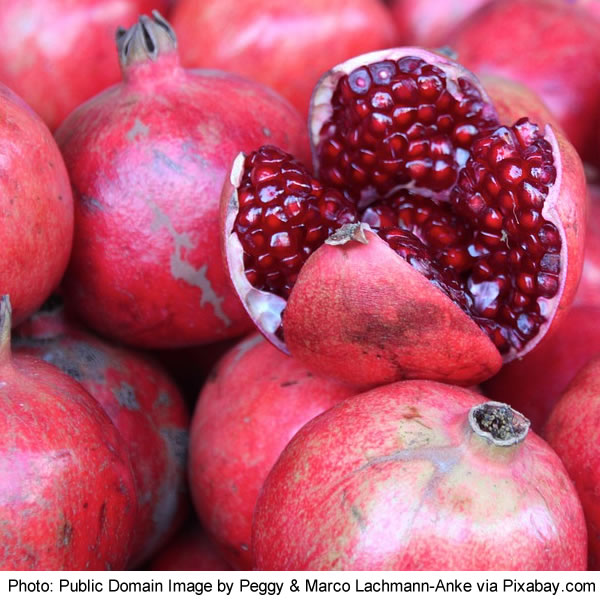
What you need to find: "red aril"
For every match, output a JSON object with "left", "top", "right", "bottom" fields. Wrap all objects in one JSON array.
[
  {"left": 391, "top": 0, "right": 491, "bottom": 47},
  {"left": 189, "top": 333, "right": 359, "bottom": 570},
  {"left": 253, "top": 381, "right": 586, "bottom": 570},
  {"left": 13, "top": 299, "right": 190, "bottom": 567},
  {"left": 170, "top": 0, "right": 397, "bottom": 118},
  {"left": 447, "top": 0, "right": 600, "bottom": 162},
  {"left": 56, "top": 12, "right": 309, "bottom": 348},
  {"left": 545, "top": 356, "right": 600, "bottom": 569},
  {"left": 0, "top": 0, "right": 169, "bottom": 131},
  {"left": 223, "top": 48, "right": 585, "bottom": 387},
  {"left": 148, "top": 523, "right": 232, "bottom": 571},
  {"left": 0, "top": 296, "right": 137, "bottom": 569},
  {"left": 0, "top": 84, "right": 73, "bottom": 326}
]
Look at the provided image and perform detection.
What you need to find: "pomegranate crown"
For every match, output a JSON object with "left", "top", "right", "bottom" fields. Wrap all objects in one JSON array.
[{"left": 116, "top": 10, "right": 177, "bottom": 68}]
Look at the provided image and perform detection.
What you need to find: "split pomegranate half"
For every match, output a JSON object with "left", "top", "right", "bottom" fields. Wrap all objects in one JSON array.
[{"left": 222, "top": 48, "right": 585, "bottom": 387}]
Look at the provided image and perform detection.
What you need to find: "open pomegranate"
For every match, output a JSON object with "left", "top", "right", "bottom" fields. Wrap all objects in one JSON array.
[
  {"left": 222, "top": 48, "right": 585, "bottom": 387},
  {"left": 13, "top": 299, "right": 190, "bottom": 568},
  {"left": 545, "top": 356, "right": 600, "bottom": 570},
  {"left": 0, "top": 296, "right": 137, "bottom": 569},
  {"left": 57, "top": 11, "right": 309, "bottom": 348},
  {"left": 253, "top": 381, "right": 587, "bottom": 570},
  {"left": 189, "top": 333, "right": 358, "bottom": 569}
]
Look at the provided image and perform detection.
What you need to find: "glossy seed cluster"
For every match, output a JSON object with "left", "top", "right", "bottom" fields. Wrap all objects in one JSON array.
[
  {"left": 317, "top": 56, "right": 497, "bottom": 206},
  {"left": 234, "top": 146, "right": 357, "bottom": 299}
]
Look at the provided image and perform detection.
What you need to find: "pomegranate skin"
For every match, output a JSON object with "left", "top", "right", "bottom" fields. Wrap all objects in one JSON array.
[
  {"left": 0, "top": 84, "right": 73, "bottom": 326},
  {"left": 170, "top": 0, "right": 397, "bottom": 117},
  {"left": 189, "top": 333, "right": 359, "bottom": 570},
  {"left": 57, "top": 13, "right": 309, "bottom": 348},
  {"left": 149, "top": 523, "right": 232, "bottom": 571},
  {"left": 0, "top": 297, "right": 137, "bottom": 570},
  {"left": 575, "top": 185, "right": 600, "bottom": 307},
  {"left": 447, "top": 0, "right": 600, "bottom": 160},
  {"left": 391, "top": 0, "right": 491, "bottom": 47},
  {"left": 0, "top": 0, "right": 169, "bottom": 131},
  {"left": 483, "top": 306, "right": 600, "bottom": 431},
  {"left": 253, "top": 381, "right": 587, "bottom": 570},
  {"left": 283, "top": 228, "right": 502, "bottom": 387},
  {"left": 545, "top": 356, "right": 600, "bottom": 569},
  {"left": 13, "top": 303, "right": 190, "bottom": 567}
]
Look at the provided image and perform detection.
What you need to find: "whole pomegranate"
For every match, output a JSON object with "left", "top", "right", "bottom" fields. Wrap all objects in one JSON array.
[
  {"left": 575, "top": 185, "right": 600, "bottom": 307},
  {"left": 483, "top": 305, "right": 600, "bottom": 431},
  {"left": 148, "top": 523, "right": 232, "bottom": 571},
  {"left": 391, "top": 0, "right": 491, "bottom": 47},
  {"left": 189, "top": 333, "right": 358, "bottom": 570},
  {"left": 0, "top": 296, "right": 137, "bottom": 570},
  {"left": 447, "top": 0, "right": 600, "bottom": 161},
  {"left": 56, "top": 11, "right": 309, "bottom": 348},
  {"left": 222, "top": 48, "right": 585, "bottom": 387},
  {"left": 0, "top": 84, "right": 73, "bottom": 326},
  {"left": 0, "top": 0, "right": 169, "bottom": 131},
  {"left": 253, "top": 381, "right": 587, "bottom": 570},
  {"left": 545, "top": 356, "right": 600, "bottom": 569},
  {"left": 170, "top": 0, "right": 397, "bottom": 118},
  {"left": 13, "top": 300, "right": 190, "bottom": 567}
]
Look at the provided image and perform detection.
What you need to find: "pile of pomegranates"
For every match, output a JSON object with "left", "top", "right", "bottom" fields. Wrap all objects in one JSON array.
[{"left": 0, "top": 0, "right": 599, "bottom": 573}]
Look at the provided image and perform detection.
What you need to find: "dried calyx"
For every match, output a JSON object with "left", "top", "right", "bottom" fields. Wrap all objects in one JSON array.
[{"left": 469, "top": 401, "right": 530, "bottom": 446}]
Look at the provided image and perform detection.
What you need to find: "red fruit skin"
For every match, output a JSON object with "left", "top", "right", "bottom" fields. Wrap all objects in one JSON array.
[
  {"left": 149, "top": 523, "right": 232, "bottom": 571},
  {"left": 447, "top": 0, "right": 600, "bottom": 160},
  {"left": 189, "top": 333, "right": 359, "bottom": 570},
  {"left": 0, "top": 85, "right": 73, "bottom": 326},
  {"left": 0, "top": 303, "right": 137, "bottom": 570},
  {"left": 253, "top": 381, "right": 587, "bottom": 570},
  {"left": 483, "top": 306, "right": 600, "bottom": 431},
  {"left": 283, "top": 229, "right": 502, "bottom": 387},
  {"left": 13, "top": 306, "right": 190, "bottom": 567},
  {"left": 170, "top": 0, "right": 397, "bottom": 117},
  {"left": 575, "top": 185, "right": 600, "bottom": 307},
  {"left": 0, "top": 0, "right": 169, "bottom": 131},
  {"left": 56, "top": 20, "right": 309, "bottom": 348},
  {"left": 545, "top": 356, "right": 600, "bottom": 569},
  {"left": 391, "top": 0, "right": 491, "bottom": 47}
]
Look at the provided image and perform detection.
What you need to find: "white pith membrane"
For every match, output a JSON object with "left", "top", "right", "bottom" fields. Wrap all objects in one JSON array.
[{"left": 223, "top": 48, "right": 567, "bottom": 361}]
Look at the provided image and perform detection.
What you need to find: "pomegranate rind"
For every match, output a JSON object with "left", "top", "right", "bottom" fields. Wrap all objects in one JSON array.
[
  {"left": 283, "top": 229, "right": 502, "bottom": 387},
  {"left": 221, "top": 153, "right": 288, "bottom": 353}
]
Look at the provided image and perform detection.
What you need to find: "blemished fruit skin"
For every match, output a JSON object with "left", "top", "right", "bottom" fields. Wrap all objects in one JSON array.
[
  {"left": 0, "top": 297, "right": 137, "bottom": 570},
  {"left": 0, "top": 0, "right": 169, "bottom": 131},
  {"left": 56, "top": 13, "right": 309, "bottom": 349},
  {"left": 0, "top": 84, "right": 73, "bottom": 326},
  {"left": 189, "top": 333, "right": 359, "bottom": 570},
  {"left": 148, "top": 523, "right": 232, "bottom": 571},
  {"left": 483, "top": 306, "right": 600, "bottom": 432},
  {"left": 545, "top": 356, "right": 600, "bottom": 570},
  {"left": 253, "top": 381, "right": 587, "bottom": 570},
  {"left": 170, "top": 0, "right": 397, "bottom": 117},
  {"left": 447, "top": 0, "right": 600, "bottom": 161},
  {"left": 13, "top": 302, "right": 190, "bottom": 568}
]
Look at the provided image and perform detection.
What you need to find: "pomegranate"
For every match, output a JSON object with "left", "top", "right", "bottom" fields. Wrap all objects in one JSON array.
[
  {"left": 170, "top": 0, "right": 397, "bottom": 118},
  {"left": 0, "top": 84, "right": 73, "bottom": 326},
  {"left": 189, "top": 333, "right": 358, "bottom": 570},
  {"left": 447, "top": 0, "right": 600, "bottom": 161},
  {"left": 56, "top": 11, "right": 309, "bottom": 348},
  {"left": 483, "top": 306, "right": 600, "bottom": 431},
  {"left": 0, "top": 296, "right": 137, "bottom": 570},
  {"left": 148, "top": 523, "right": 232, "bottom": 571},
  {"left": 0, "top": 0, "right": 169, "bottom": 131},
  {"left": 545, "top": 356, "right": 600, "bottom": 570},
  {"left": 575, "top": 185, "right": 600, "bottom": 307},
  {"left": 253, "top": 381, "right": 587, "bottom": 570},
  {"left": 222, "top": 48, "right": 585, "bottom": 387},
  {"left": 391, "top": 0, "right": 491, "bottom": 47},
  {"left": 12, "top": 299, "right": 190, "bottom": 567}
]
